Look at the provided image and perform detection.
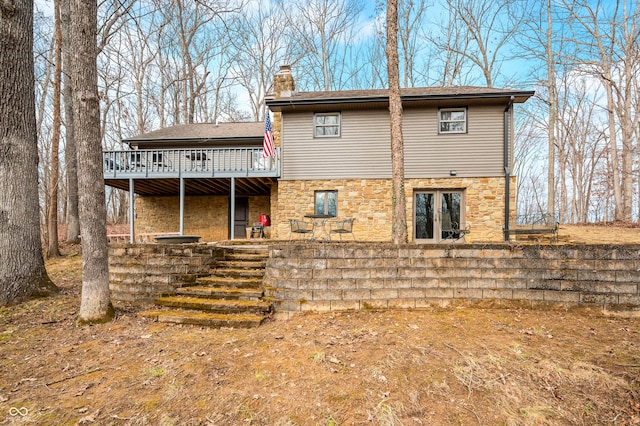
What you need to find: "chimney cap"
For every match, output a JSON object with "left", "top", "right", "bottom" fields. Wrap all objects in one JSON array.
[{"left": 278, "top": 65, "right": 291, "bottom": 74}]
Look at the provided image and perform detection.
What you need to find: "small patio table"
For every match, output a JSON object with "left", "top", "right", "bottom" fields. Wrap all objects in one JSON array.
[{"left": 304, "top": 214, "right": 334, "bottom": 241}]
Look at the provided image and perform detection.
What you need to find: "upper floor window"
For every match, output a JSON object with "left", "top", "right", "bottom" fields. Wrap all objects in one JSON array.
[
  {"left": 314, "top": 113, "right": 341, "bottom": 137},
  {"left": 438, "top": 108, "right": 467, "bottom": 134},
  {"left": 315, "top": 190, "right": 337, "bottom": 217}
]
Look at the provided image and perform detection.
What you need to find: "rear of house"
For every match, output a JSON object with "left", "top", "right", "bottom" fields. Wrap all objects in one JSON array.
[
  {"left": 103, "top": 66, "right": 533, "bottom": 243},
  {"left": 267, "top": 66, "right": 534, "bottom": 242}
]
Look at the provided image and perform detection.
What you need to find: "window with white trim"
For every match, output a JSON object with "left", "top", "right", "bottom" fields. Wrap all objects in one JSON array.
[
  {"left": 314, "top": 190, "right": 337, "bottom": 217},
  {"left": 314, "top": 113, "right": 341, "bottom": 137},
  {"left": 438, "top": 108, "right": 467, "bottom": 134}
]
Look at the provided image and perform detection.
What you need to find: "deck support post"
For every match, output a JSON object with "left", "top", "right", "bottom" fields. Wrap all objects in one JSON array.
[
  {"left": 230, "top": 177, "right": 235, "bottom": 239},
  {"left": 129, "top": 178, "right": 135, "bottom": 244},
  {"left": 179, "top": 177, "right": 185, "bottom": 235}
]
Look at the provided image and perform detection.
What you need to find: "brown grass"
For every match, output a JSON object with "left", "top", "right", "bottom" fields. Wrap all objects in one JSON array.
[{"left": 1, "top": 225, "right": 639, "bottom": 425}]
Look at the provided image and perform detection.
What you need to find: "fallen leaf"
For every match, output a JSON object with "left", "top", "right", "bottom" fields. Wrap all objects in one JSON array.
[{"left": 78, "top": 409, "right": 100, "bottom": 424}]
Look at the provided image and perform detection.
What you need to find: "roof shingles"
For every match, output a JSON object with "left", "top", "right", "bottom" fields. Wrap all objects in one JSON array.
[{"left": 124, "top": 122, "right": 264, "bottom": 142}]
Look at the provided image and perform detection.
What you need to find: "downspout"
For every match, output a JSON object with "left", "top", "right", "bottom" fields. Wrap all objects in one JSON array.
[{"left": 503, "top": 96, "right": 515, "bottom": 241}]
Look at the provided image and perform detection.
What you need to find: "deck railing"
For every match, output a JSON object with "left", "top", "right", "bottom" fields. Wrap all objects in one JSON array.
[{"left": 103, "top": 147, "right": 280, "bottom": 179}]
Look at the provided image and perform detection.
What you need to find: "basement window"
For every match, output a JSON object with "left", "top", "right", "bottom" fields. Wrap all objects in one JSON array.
[{"left": 314, "top": 191, "right": 337, "bottom": 217}]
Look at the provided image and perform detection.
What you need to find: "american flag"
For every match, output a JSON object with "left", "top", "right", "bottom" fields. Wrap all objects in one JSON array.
[{"left": 262, "top": 112, "right": 275, "bottom": 158}]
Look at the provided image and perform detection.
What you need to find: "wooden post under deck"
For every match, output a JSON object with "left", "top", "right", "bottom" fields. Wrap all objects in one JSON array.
[
  {"left": 129, "top": 178, "right": 135, "bottom": 244},
  {"left": 230, "top": 177, "right": 235, "bottom": 239},
  {"left": 179, "top": 177, "right": 185, "bottom": 235}
]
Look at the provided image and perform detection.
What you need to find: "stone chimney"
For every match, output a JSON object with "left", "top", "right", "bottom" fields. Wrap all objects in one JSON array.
[{"left": 273, "top": 65, "right": 295, "bottom": 99}]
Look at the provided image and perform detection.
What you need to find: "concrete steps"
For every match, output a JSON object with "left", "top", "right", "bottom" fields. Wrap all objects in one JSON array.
[
  {"left": 139, "top": 245, "right": 271, "bottom": 328},
  {"left": 154, "top": 296, "right": 271, "bottom": 314},
  {"left": 176, "top": 286, "right": 264, "bottom": 300},
  {"left": 209, "top": 267, "right": 265, "bottom": 279},
  {"left": 196, "top": 276, "right": 263, "bottom": 289},
  {"left": 139, "top": 310, "right": 266, "bottom": 328}
]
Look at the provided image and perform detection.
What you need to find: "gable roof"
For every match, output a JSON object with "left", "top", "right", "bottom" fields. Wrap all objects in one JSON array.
[
  {"left": 266, "top": 86, "right": 535, "bottom": 112},
  {"left": 123, "top": 122, "right": 264, "bottom": 148}
]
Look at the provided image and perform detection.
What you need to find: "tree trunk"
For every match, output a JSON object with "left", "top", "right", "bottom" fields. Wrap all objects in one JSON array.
[
  {"left": 545, "top": 0, "right": 556, "bottom": 220},
  {"left": 71, "top": 0, "right": 113, "bottom": 323},
  {"left": 47, "top": 0, "right": 63, "bottom": 258},
  {"left": 603, "top": 77, "right": 623, "bottom": 221},
  {"left": 62, "top": 0, "right": 80, "bottom": 243},
  {"left": 386, "top": 0, "right": 408, "bottom": 244},
  {"left": 0, "top": 0, "right": 58, "bottom": 305}
]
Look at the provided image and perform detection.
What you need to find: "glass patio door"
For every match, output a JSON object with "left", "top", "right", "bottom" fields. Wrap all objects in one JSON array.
[{"left": 414, "top": 190, "right": 464, "bottom": 242}]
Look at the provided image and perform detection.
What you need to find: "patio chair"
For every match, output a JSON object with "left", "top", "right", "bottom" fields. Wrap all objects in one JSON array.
[
  {"left": 329, "top": 218, "right": 356, "bottom": 241},
  {"left": 289, "top": 219, "right": 314, "bottom": 241},
  {"left": 441, "top": 221, "right": 470, "bottom": 242}
]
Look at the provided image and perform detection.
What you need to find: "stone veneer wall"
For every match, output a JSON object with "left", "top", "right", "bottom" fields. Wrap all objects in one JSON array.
[
  {"left": 264, "top": 243, "right": 640, "bottom": 318},
  {"left": 273, "top": 177, "right": 514, "bottom": 242},
  {"left": 136, "top": 195, "right": 270, "bottom": 242},
  {"left": 108, "top": 243, "right": 221, "bottom": 302}
]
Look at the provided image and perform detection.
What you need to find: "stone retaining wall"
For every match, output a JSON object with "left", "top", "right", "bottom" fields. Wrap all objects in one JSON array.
[
  {"left": 263, "top": 243, "right": 640, "bottom": 318},
  {"left": 108, "top": 244, "right": 220, "bottom": 302}
]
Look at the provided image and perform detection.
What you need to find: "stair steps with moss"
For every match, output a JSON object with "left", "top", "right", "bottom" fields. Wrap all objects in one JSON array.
[
  {"left": 139, "top": 245, "right": 271, "bottom": 328},
  {"left": 175, "top": 286, "right": 264, "bottom": 300},
  {"left": 138, "top": 311, "right": 266, "bottom": 328}
]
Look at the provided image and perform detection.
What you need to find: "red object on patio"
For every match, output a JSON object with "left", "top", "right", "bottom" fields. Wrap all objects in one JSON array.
[{"left": 259, "top": 214, "right": 271, "bottom": 227}]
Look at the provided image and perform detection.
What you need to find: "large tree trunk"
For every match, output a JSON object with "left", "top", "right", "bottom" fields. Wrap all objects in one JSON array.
[
  {"left": 386, "top": 0, "right": 408, "bottom": 244},
  {"left": 0, "top": 0, "right": 58, "bottom": 305},
  {"left": 62, "top": 0, "right": 80, "bottom": 243},
  {"left": 71, "top": 0, "right": 113, "bottom": 323},
  {"left": 47, "top": 0, "right": 63, "bottom": 258}
]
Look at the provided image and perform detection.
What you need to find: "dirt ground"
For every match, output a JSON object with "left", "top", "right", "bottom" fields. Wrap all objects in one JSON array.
[{"left": 0, "top": 225, "right": 639, "bottom": 425}]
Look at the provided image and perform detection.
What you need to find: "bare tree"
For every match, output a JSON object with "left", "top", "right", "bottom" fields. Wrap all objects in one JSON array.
[
  {"left": 398, "top": 0, "right": 430, "bottom": 87},
  {"left": 567, "top": 0, "right": 640, "bottom": 222},
  {"left": 424, "top": 1, "right": 473, "bottom": 86},
  {"left": 62, "top": 0, "right": 80, "bottom": 243},
  {"left": 284, "top": 0, "right": 365, "bottom": 91},
  {"left": 387, "top": 0, "right": 408, "bottom": 244},
  {"left": 555, "top": 73, "right": 608, "bottom": 222},
  {"left": 71, "top": 0, "right": 113, "bottom": 323},
  {"left": 47, "top": 0, "right": 63, "bottom": 258},
  {"left": 230, "top": 0, "right": 291, "bottom": 120},
  {"left": 439, "top": 0, "right": 526, "bottom": 87},
  {"left": 0, "top": 0, "right": 58, "bottom": 305},
  {"left": 544, "top": 0, "right": 556, "bottom": 219}
]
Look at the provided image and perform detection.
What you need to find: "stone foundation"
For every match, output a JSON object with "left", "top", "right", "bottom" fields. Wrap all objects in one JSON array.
[
  {"left": 135, "top": 195, "right": 271, "bottom": 242},
  {"left": 273, "top": 177, "right": 515, "bottom": 242}
]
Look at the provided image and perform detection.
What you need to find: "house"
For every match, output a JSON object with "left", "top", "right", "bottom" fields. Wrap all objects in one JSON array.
[{"left": 103, "top": 66, "right": 534, "bottom": 243}]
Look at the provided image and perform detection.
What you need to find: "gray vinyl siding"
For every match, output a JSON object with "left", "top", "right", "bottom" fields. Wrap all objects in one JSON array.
[
  {"left": 281, "top": 110, "right": 392, "bottom": 180},
  {"left": 404, "top": 105, "right": 506, "bottom": 178},
  {"left": 281, "top": 105, "right": 509, "bottom": 180}
]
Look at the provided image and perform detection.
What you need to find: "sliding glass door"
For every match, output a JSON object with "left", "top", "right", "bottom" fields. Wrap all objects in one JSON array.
[{"left": 414, "top": 190, "right": 464, "bottom": 243}]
